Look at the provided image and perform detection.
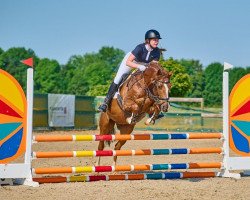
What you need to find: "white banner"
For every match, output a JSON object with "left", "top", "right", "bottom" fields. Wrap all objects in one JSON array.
[{"left": 48, "top": 94, "right": 75, "bottom": 127}]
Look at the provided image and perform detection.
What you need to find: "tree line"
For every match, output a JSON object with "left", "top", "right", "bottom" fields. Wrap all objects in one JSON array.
[{"left": 0, "top": 47, "right": 249, "bottom": 106}]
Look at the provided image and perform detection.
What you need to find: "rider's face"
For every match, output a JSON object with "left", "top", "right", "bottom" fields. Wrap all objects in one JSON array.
[{"left": 149, "top": 38, "right": 159, "bottom": 48}]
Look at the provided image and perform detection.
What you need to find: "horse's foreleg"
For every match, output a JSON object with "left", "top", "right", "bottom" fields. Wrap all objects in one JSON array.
[
  {"left": 145, "top": 112, "right": 156, "bottom": 125},
  {"left": 123, "top": 99, "right": 140, "bottom": 124},
  {"left": 145, "top": 105, "right": 161, "bottom": 125},
  {"left": 126, "top": 113, "right": 134, "bottom": 124}
]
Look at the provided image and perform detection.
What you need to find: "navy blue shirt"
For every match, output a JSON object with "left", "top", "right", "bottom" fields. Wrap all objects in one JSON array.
[{"left": 131, "top": 43, "right": 161, "bottom": 63}]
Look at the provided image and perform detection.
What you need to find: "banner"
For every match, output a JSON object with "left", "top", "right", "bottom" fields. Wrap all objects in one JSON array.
[{"left": 48, "top": 94, "right": 75, "bottom": 127}]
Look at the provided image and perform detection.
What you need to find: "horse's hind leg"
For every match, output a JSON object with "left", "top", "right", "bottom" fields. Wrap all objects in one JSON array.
[
  {"left": 97, "top": 112, "right": 115, "bottom": 166},
  {"left": 113, "top": 124, "right": 135, "bottom": 165}
]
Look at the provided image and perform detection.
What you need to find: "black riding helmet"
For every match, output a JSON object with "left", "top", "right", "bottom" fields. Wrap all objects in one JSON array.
[{"left": 145, "top": 29, "right": 162, "bottom": 40}]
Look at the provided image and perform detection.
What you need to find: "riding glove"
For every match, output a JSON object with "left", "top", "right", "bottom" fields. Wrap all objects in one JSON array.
[{"left": 138, "top": 65, "right": 146, "bottom": 71}]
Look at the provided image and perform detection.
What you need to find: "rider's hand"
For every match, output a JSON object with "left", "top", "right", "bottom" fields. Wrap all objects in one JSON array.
[{"left": 138, "top": 65, "right": 146, "bottom": 71}]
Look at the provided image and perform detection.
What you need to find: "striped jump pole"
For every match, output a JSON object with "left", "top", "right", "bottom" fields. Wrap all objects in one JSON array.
[
  {"left": 33, "top": 171, "right": 219, "bottom": 183},
  {"left": 32, "top": 162, "right": 222, "bottom": 175},
  {"left": 33, "top": 133, "right": 222, "bottom": 142},
  {"left": 32, "top": 147, "right": 223, "bottom": 159}
]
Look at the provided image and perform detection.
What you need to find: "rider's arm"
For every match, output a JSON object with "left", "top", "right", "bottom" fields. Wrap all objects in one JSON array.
[
  {"left": 126, "top": 54, "right": 140, "bottom": 68},
  {"left": 126, "top": 54, "right": 146, "bottom": 71}
]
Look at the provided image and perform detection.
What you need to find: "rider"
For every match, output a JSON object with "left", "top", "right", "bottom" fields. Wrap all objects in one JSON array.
[{"left": 98, "top": 29, "right": 162, "bottom": 113}]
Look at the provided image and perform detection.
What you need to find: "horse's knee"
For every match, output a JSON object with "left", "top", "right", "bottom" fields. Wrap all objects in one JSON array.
[
  {"left": 123, "top": 100, "right": 140, "bottom": 113},
  {"left": 131, "top": 104, "right": 140, "bottom": 113}
]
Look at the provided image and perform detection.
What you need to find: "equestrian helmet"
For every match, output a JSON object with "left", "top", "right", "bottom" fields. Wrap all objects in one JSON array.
[{"left": 145, "top": 29, "right": 162, "bottom": 40}]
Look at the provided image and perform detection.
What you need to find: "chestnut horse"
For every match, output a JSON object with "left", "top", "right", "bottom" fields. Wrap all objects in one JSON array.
[{"left": 97, "top": 61, "right": 172, "bottom": 165}]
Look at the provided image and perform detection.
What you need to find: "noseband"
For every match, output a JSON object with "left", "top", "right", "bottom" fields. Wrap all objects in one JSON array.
[{"left": 145, "top": 80, "right": 170, "bottom": 104}]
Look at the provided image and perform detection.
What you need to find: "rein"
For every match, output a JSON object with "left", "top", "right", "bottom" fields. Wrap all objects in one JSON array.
[{"left": 145, "top": 81, "right": 170, "bottom": 104}]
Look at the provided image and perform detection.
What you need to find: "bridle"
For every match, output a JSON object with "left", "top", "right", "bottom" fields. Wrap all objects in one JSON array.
[
  {"left": 127, "top": 62, "right": 171, "bottom": 105},
  {"left": 145, "top": 79, "right": 170, "bottom": 105}
]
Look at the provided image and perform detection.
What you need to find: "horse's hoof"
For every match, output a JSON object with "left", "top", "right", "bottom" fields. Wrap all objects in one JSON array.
[
  {"left": 145, "top": 118, "right": 151, "bottom": 125},
  {"left": 145, "top": 118, "right": 155, "bottom": 125},
  {"left": 126, "top": 117, "right": 132, "bottom": 124}
]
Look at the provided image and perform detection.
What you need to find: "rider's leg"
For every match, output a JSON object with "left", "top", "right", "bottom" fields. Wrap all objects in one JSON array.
[
  {"left": 98, "top": 82, "right": 118, "bottom": 112},
  {"left": 113, "top": 52, "right": 131, "bottom": 85},
  {"left": 98, "top": 53, "right": 131, "bottom": 112}
]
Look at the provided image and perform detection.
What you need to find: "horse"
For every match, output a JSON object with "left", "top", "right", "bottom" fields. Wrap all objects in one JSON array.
[{"left": 97, "top": 61, "right": 172, "bottom": 165}]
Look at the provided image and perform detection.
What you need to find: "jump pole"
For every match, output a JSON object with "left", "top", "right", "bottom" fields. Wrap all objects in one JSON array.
[
  {"left": 33, "top": 171, "right": 218, "bottom": 183},
  {"left": 32, "top": 162, "right": 222, "bottom": 175},
  {"left": 32, "top": 147, "right": 223, "bottom": 159},
  {"left": 33, "top": 132, "right": 222, "bottom": 142}
]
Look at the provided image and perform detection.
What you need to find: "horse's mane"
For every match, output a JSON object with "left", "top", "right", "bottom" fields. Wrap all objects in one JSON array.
[{"left": 125, "top": 61, "right": 170, "bottom": 90}]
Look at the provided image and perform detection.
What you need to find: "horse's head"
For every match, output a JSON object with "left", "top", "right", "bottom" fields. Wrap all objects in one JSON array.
[{"left": 144, "top": 61, "right": 172, "bottom": 112}]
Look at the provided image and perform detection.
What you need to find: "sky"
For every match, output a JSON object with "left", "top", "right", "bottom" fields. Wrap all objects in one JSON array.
[{"left": 1, "top": 0, "right": 250, "bottom": 67}]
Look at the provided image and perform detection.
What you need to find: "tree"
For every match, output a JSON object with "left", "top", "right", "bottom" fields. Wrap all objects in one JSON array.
[
  {"left": 34, "top": 58, "right": 62, "bottom": 93},
  {"left": 87, "top": 83, "right": 111, "bottom": 96},
  {"left": 246, "top": 66, "right": 250, "bottom": 74},
  {"left": 229, "top": 67, "right": 249, "bottom": 92},
  {"left": 65, "top": 46, "right": 125, "bottom": 95},
  {"left": 0, "top": 48, "right": 4, "bottom": 55},
  {"left": 60, "top": 55, "right": 86, "bottom": 94},
  {"left": 98, "top": 46, "right": 125, "bottom": 69},
  {"left": 160, "top": 57, "right": 192, "bottom": 97},
  {"left": 203, "top": 62, "right": 223, "bottom": 106},
  {"left": 178, "top": 59, "right": 204, "bottom": 98}
]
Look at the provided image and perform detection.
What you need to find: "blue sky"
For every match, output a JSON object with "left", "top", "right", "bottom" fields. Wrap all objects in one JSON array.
[{"left": 1, "top": 0, "right": 250, "bottom": 67}]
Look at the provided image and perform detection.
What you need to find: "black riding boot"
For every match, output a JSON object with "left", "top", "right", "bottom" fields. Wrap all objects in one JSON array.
[
  {"left": 149, "top": 112, "right": 165, "bottom": 120},
  {"left": 156, "top": 112, "right": 165, "bottom": 119},
  {"left": 98, "top": 82, "right": 118, "bottom": 112}
]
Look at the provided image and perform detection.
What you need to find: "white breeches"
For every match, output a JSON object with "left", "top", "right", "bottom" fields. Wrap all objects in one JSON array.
[{"left": 114, "top": 52, "right": 132, "bottom": 84}]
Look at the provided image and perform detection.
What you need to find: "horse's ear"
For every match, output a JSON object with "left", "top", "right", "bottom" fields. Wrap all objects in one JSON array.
[{"left": 168, "top": 71, "right": 173, "bottom": 77}]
